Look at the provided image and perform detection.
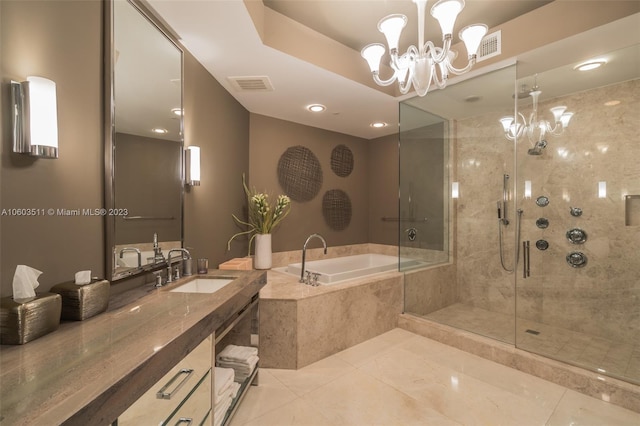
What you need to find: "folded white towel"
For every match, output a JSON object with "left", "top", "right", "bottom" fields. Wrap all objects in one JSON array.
[
  {"left": 216, "top": 345, "right": 258, "bottom": 363},
  {"left": 213, "top": 396, "right": 233, "bottom": 426},
  {"left": 230, "top": 381, "right": 241, "bottom": 399},
  {"left": 217, "top": 355, "right": 259, "bottom": 383},
  {"left": 214, "top": 367, "right": 235, "bottom": 404}
]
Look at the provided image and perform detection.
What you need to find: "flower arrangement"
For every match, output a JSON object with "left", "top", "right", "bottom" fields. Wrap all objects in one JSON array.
[{"left": 227, "top": 174, "right": 291, "bottom": 254}]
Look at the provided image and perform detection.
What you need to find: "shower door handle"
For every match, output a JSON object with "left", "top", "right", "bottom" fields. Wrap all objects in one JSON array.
[{"left": 523, "top": 241, "right": 530, "bottom": 278}]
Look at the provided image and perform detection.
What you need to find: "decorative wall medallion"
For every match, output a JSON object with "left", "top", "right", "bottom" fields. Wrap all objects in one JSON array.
[
  {"left": 322, "top": 189, "right": 352, "bottom": 231},
  {"left": 330, "top": 144, "right": 354, "bottom": 177},
  {"left": 277, "top": 146, "right": 323, "bottom": 202}
]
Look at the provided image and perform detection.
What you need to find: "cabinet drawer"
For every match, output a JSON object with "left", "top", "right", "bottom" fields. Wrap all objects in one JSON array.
[
  {"left": 164, "top": 369, "right": 212, "bottom": 426},
  {"left": 119, "top": 336, "right": 213, "bottom": 425}
]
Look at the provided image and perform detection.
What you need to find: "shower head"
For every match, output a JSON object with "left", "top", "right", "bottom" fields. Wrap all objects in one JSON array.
[{"left": 527, "top": 139, "right": 547, "bottom": 156}]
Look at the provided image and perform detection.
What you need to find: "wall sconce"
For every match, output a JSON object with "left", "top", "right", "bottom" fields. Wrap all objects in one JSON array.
[
  {"left": 524, "top": 180, "right": 532, "bottom": 199},
  {"left": 11, "top": 76, "right": 59, "bottom": 158},
  {"left": 185, "top": 146, "right": 201, "bottom": 186},
  {"left": 598, "top": 181, "right": 607, "bottom": 199},
  {"left": 451, "top": 182, "right": 459, "bottom": 199}
]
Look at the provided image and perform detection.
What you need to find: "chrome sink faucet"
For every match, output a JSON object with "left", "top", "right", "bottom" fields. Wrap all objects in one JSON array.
[
  {"left": 166, "top": 248, "right": 192, "bottom": 283},
  {"left": 300, "top": 234, "right": 327, "bottom": 283},
  {"left": 119, "top": 247, "right": 142, "bottom": 268}
]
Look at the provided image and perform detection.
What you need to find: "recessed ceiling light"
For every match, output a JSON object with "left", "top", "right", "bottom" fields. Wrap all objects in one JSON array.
[
  {"left": 574, "top": 59, "right": 606, "bottom": 71},
  {"left": 307, "top": 104, "right": 325, "bottom": 112},
  {"left": 152, "top": 128, "right": 168, "bottom": 134},
  {"left": 370, "top": 122, "right": 387, "bottom": 128},
  {"left": 171, "top": 108, "right": 183, "bottom": 116}
]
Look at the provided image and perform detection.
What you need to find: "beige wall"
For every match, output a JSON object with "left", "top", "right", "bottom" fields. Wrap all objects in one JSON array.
[
  {"left": 248, "top": 114, "right": 369, "bottom": 252},
  {"left": 1, "top": 0, "right": 103, "bottom": 295},
  {"left": 183, "top": 51, "right": 250, "bottom": 265},
  {"left": 0, "top": 2, "right": 250, "bottom": 296},
  {"left": 368, "top": 133, "right": 398, "bottom": 246}
]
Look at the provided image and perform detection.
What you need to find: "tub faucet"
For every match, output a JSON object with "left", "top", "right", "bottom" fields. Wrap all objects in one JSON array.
[
  {"left": 166, "top": 248, "right": 192, "bottom": 283},
  {"left": 300, "top": 233, "right": 327, "bottom": 283},
  {"left": 119, "top": 247, "right": 141, "bottom": 268}
]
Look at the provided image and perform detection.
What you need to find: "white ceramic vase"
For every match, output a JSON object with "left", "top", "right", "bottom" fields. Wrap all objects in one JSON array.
[{"left": 254, "top": 233, "right": 272, "bottom": 270}]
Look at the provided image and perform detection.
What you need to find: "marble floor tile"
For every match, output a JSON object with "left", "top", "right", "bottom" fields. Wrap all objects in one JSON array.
[
  {"left": 547, "top": 389, "right": 640, "bottom": 426},
  {"left": 358, "top": 344, "right": 563, "bottom": 425},
  {"left": 226, "top": 369, "right": 297, "bottom": 425},
  {"left": 268, "top": 355, "right": 356, "bottom": 397},
  {"left": 230, "top": 330, "right": 640, "bottom": 426},
  {"left": 333, "top": 327, "right": 415, "bottom": 367},
  {"left": 301, "top": 369, "right": 460, "bottom": 426},
  {"left": 423, "top": 303, "right": 640, "bottom": 384},
  {"left": 228, "top": 397, "right": 335, "bottom": 426}
]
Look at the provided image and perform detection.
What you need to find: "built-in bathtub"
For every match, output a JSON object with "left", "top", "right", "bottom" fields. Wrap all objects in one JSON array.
[{"left": 275, "top": 253, "right": 423, "bottom": 284}]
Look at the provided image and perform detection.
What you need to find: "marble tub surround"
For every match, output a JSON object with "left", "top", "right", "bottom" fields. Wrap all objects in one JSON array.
[
  {"left": 399, "top": 314, "right": 640, "bottom": 414},
  {"left": 404, "top": 262, "right": 457, "bottom": 316},
  {"left": 0, "top": 270, "right": 266, "bottom": 425},
  {"left": 260, "top": 269, "right": 403, "bottom": 369}
]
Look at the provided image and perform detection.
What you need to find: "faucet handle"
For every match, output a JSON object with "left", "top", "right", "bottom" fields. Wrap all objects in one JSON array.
[
  {"left": 311, "top": 273, "right": 321, "bottom": 286},
  {"left": 305, "top": 271, "right": 312, "bottom": 285}
]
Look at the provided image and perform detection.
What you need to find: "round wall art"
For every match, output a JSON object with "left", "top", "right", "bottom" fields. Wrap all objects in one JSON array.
[
  {"left": 330, "top": 144, "right": 354, "bottom": 177},
  {"left": 322, "top": 189, "right": 352, "bottom": 231},
  {"left": 277, "top": 145, "right": 323, "bottom": 202}
]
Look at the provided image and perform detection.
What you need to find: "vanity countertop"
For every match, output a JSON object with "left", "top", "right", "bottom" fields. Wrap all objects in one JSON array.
[{"left": 0, "top": 270, "right": 266, "bottom": 426}]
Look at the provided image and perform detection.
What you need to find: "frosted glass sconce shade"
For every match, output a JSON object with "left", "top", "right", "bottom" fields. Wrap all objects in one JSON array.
[
  {"left": 11, "top": 76, "right": 59, "bottom": 158},
  {"left": 186, "top": 146, "right": 201, "bottom": 186}
]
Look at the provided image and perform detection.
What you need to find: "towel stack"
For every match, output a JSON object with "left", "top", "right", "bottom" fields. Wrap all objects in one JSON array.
[
  {"left": 216, "top": 344, "right": 259, "bottom": 383},
  {"left": 213, "top": 367, "right": 240, "bottom": 426}
]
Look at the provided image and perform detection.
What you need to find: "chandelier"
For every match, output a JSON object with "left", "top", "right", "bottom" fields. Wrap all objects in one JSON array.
[
  {"left": 360, "top": 0, "right": 488, "bottom": 97},
  {"left": 499, "top": 77, "right": 574, "bottom": 150}
]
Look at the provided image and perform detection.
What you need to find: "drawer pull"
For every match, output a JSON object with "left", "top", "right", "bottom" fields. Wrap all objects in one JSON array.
[
  {"left": 156, "top": 368, "right": 194, "bottom": 400},
  {"left": 174, "top": 418, "right": 193, "bottom": 426}
]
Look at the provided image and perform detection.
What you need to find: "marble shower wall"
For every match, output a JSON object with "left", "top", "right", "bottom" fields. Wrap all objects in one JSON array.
[{"left": 456, "top": 79, "right": 640, "bottom": 343}]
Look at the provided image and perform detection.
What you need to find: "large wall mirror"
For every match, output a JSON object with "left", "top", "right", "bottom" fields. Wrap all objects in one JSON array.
[{"left": 105, "top": 0, "right": 184, "bottom": 281}]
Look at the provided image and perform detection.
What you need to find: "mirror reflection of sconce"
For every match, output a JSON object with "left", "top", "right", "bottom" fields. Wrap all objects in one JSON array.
[
  {"left": 185, "top": 146, "right": 201, "bottom": 186},
  {"left": 10, "top": 76, "right": 59, "bottom": 159}
]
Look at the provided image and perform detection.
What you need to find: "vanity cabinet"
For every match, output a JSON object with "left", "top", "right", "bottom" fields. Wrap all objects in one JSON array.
[
  {"left": 213, "top": 294, "right": 260, "bottom": 426},
  {"left": 118, "top": 335, "right": 213, "bottom": 426}
]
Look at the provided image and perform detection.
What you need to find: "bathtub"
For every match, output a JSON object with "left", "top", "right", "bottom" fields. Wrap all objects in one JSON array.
[{"left": 276, "top": 253, "right": 422, "bottom": 285}]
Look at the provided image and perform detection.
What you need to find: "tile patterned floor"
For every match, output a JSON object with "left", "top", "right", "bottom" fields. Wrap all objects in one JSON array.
[
  {"left": 424, "top": 303, "right": 640, "bottom": 385},
  {"left": 229, "top": 328, "right": 640, "bottom": 426}
]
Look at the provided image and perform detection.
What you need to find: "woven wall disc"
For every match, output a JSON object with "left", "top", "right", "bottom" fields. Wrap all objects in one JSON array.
[
  {"left": 322, "top": 189, "right": 352, "bottom": 231},
  {"left": 330, "top": 144, "right": 354, "bottom": 177},
  {"left": 277, "top": 146, "right": 323, "bottom": 202}
]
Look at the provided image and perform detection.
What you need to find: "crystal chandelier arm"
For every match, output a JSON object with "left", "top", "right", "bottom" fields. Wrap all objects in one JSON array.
[{"left": 443, "top": 51, "right": 478, "bottom": 75}]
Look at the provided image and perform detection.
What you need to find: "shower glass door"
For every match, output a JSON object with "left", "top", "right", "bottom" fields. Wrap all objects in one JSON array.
[
  {"left": 398, "top": 103, "right": 450, "bottom": 271},
  {"left": 514, "top": 44, "right": 640, "bottom": 385},
  {"left": 400, "top": 64, "right": 519, "bottom": 344}
]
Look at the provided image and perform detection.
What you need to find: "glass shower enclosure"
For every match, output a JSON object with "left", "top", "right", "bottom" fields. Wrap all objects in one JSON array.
[{"left": 400, "top": 41, "right": 639, "bottom": 386}]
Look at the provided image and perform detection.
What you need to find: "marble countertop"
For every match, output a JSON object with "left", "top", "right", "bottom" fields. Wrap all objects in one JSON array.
[{"left": 0, "top": 270, "right": 266, "bottom": 426}]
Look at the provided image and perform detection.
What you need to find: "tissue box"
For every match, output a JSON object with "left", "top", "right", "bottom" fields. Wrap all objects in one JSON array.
[
  {"left": 50, "top": 279, "right": 110, "bottom": 321},
  {"left": 0, "top": 293, "right": 62, "bottom": 345}
]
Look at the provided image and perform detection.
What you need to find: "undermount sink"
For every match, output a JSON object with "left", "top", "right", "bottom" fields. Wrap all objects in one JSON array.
[{"left": 169, "top": 278, "right": 235, "bottom": 294}]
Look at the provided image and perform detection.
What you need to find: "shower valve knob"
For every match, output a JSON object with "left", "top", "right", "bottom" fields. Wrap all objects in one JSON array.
[{"left": 570, "top": 207, "right": 583, "bottom": 217}]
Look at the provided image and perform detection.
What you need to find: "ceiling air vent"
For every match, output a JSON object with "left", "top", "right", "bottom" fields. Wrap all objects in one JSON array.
[
  {"left": 227, "top": 76, "right": 274, "bottom": 92},
  {"left": 477, "top": 30, "right": 501, "bottom": 62}
]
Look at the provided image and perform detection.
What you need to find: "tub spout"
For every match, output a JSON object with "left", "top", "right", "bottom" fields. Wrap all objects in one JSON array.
[{"left": 300, "top": 233, "right": 327, "bottom": 283}]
